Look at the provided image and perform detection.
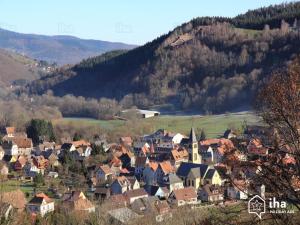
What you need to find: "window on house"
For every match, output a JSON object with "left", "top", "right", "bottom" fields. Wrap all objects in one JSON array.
[{"left": 194, "top": 153, "right": 197, "bottom": 160}]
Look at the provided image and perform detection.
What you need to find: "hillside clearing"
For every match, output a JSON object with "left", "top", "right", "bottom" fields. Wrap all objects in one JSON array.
[{"left": 54, "top": 111, "right": 261, "bottom": 138}]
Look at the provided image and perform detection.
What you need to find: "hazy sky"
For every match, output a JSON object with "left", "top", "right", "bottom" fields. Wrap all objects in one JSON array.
[{"left": 0, "top": 0, "right": 292, "bottom": 45}]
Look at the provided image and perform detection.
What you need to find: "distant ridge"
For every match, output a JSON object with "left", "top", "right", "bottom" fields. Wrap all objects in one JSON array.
[{"left": 0, "top": 28, "right": 137, "bottom": 65}]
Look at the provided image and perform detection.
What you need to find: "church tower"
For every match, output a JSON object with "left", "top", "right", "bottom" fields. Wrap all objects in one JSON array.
[{"left": 189, "top": 127, "right": 201, "bottom": 164}]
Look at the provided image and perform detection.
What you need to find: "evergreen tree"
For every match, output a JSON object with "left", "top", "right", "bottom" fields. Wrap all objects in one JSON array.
[
  {"left": 33, "top": 172, "right": 44, "bottom": 187},
  {"left": 26, "top": 119, "right": 56, "bottom": 144}
]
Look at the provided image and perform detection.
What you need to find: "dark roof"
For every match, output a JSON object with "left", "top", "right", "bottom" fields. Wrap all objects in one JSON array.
[
  {"left": 189, "top": 128, "right": 197, "bottom": 143},
  {"left": 177, "top": 162, "right": 208, "bottom": 178},
  {"left": 144, "top": 185, "right": 160, "bottom": 196},
  {"left": 28, "top": 196, "right": 44, "bottom": 205},
  {"left": 2, "top": 155, "right": 13, "bottom": 162},
  {"left": 180, "top": 138, "right": 190, "bottom": 146},
  {"left": 61, "top": 143, "right": 73, "bottom": 150},
  {"left": 204, "top": 169, "right": 216, "bottom": 179},
  {"left": 95, "top": 187, "right": 110, "bottom": 194}
]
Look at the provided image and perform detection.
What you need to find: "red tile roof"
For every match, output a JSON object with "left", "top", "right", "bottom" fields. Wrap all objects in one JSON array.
[{"left": 172, "top": 187, "right": 197, "bottom": 201}]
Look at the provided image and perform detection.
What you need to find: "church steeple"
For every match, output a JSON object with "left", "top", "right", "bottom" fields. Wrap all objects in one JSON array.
[
  {"left": 189, "top": 127, "right": 201, "bottom": 164},
  {"left": 189, "top": 127, "right": 197, "bottom": 143}
]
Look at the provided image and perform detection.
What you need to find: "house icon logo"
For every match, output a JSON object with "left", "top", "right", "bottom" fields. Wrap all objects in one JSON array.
[{"left": 248, "top": 195, "right": 266, "bottom": 219}]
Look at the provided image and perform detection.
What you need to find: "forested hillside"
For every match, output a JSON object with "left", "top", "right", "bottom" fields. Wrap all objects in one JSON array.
[{"left": 27, "top": 2, "right": 300, "bottom": 113}]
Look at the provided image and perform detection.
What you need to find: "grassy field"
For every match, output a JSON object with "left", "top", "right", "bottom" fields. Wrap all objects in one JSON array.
[{"left": 55, "top": 111, "right": 261, "bottom": 138}]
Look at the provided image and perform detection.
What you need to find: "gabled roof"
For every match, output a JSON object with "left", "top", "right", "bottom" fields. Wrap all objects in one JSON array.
[
  {"left": 124, "top": 188, "right": 148, "bottom": 199},
  {"left": 12, "top": 137, "right": 32, "bottom": 148},
  {"left": 204, "top": 169, "right": 217, "bottom": 180},
  {"left": 177, "top": 162, "right": 208, "bottom": 178},
  {"left": 114, "top": 176, "right": 130, "bottom": 187},
  {"left": 5, "top": 127, "right": 15, "bottom": 135},
  {"left": 172, "top": 187, "right": 197, "bottom": 201},
  {"left": 171, "top": 148, "right": 189, "bottom": 161},
  {"left": 168, "top": 173, "right": 183, "bottom": 184},
  {"left": 16, "top": 155, "right": 27, "bottom": 166},
  {"left": 145, "top": 185, "right": 160, "bottom": 196},
  {"left": 148, "top": 161, "right": 158, "bottom": 171},
  {"left": 28, "top": 193, "right": 53, "bottom": 205},
  {"left": 158, "top": 161, "right": 174, "bottom": 174},
  {"left": 97, "top": 164, "right": 113, "bottom": 175},
  {"left": 201, "top": 184, "right": 223, "bottom": 196}
]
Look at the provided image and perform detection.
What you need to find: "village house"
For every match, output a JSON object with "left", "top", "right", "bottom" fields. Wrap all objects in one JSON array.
[
  {"left": 5, "top": 127, "right": 15, "bottom": 138},
  {"left": 127, "top": 176, "right": 140, "bottom": 190},
  {"left": 24, "top": 161, "right": 43, "bottom": 177},
  {"left": 133, "top": 142, "right": 151, "bottom": 157},
  {"left": 119, "top": 151, "right": 136, "bottom": 169},
  {"left": 94, "top": 186, "right": 111, "bottom": 200},
  {"left": 37, "top": 142, "right": 56, "bottom": 154},
  {"left": 111, "top": 176, "right": 132, "bottom": 194},
  {"left": 226, "top": 179, "right": 249, "bottom": 200},
  {"left": 170, "top": 148, "right": 189, "bottom": 168},
  {"left": 168, "top": 187, "right": 198, "bottom": 207},
  {"left": 26, "top": 193, "right": 54, "bottom": 217},
  {"left": 47, "top": 152, "right": 60, "bottom": 168},
  {"left": 203, "top": 168, "right": 222, "bottom": 186},
  {"left": 155, "top": 161, "right": 174, "bottom": 184},
  {"left": 200, "top": 138, "right": 235, "bottom": 164},
  {"left": 3, "top": 137, "right": 33, "bottom": 156},
  {"left": 131, "top": 197, "right": 172, "bottom": 222},
  {"left": 14, "top": 155, "right": 27, "bottom": 170},
  {"left": 135, "top": 156, "right": 149, "bottom": 179},
  {"left": 144, "top": 185, "right": 169, "bottom": 199},
  {"left": 124, "top": 188, "right": 149, "bottom": 204},
  {"left": 200, "top": 145, "right": 215, "bottom": 165},
  {"left": 110, "top": 156, "right": 123, "bottom": 176},
  {"left": 95, "top": 164, "right": 113, "bottom": 183},
  {"left": 198, "top": 184, "right": 224, "bottom": 202},
  {"left": 247, "top": 138, "right": 269, "bottom": 156},
  {"left": 32, "top": 155, "right": 48, "bottom": 170},
  {"left": 62, "top": 191, "right": 95, "bottom": 213},
  {"left": 142, "top": 161, "right": 158, "bottom": 186},
  {"left": 166, "top": 173, "right": 184, "bottom": 192},
  {"left": 108, "top": 194, "right": 128, "bottom": 208},
  {"left": 142, "top": 129, "right": 184, "bottom": 145}
]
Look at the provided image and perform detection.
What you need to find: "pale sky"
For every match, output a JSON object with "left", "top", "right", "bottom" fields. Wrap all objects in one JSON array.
[{"left": 0, "top": 0, "right": 293, "bottom": 45}]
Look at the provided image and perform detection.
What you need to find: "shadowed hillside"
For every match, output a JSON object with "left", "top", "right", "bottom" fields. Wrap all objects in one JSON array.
[{"left": 26, "top": 2, "right": 300, "bottom": 114}]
